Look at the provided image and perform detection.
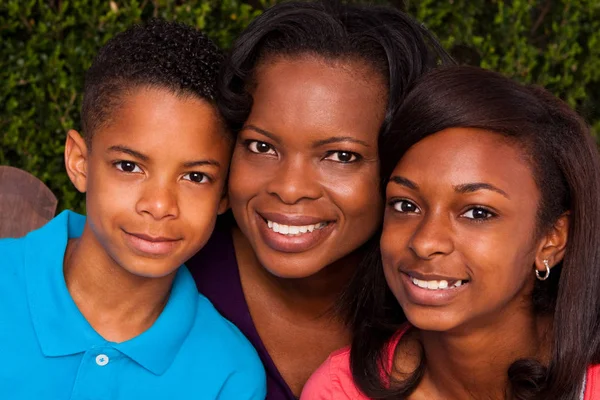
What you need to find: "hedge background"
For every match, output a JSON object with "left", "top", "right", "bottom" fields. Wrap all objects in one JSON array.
[{"left": 1, "top": 0, "right": 599, "bottom": 213}]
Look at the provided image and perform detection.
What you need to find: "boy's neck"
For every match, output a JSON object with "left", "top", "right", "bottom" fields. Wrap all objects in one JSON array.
[
  {"left": 412, "top": 305, "right": 552, "bottom": 400},
  {"left": 63, "top": 224, "right": 176, "bottom": 343}
]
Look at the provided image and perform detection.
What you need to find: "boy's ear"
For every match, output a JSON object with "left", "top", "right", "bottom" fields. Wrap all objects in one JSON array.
[
  {"left": 535, "top": 212, "right": 570, "bottom": 273},
  {"left": 64, "top": 129, "right": 89, "bottom": 194},
  {"left": 217, "top": 190, "right": 229, "bottom": 215}
]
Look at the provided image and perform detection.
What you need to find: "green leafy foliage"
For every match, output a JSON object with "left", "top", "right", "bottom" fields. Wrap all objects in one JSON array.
[
  {"left": 2, "top": 0, "right": 599, "bottom": 212},
  {"left": 405, "top": 0, "right": 600, "bottom": 136},
  {"left": 0, "top": 0, "right": 262, "bottom": 212}
]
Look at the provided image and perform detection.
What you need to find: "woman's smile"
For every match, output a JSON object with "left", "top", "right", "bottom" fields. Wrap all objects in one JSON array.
[{"left": 255, "top": 211, "right": 336, "bottom": 253}]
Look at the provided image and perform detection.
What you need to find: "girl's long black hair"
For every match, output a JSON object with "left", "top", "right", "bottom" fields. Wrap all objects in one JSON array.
[{"left": 343, "top": 66, "right": 600, "bottom": 400}]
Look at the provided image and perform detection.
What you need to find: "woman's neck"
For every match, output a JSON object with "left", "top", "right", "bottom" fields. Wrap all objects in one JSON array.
[
  {"left": 232, "top": 225, "right": 358, "bottom": 320},
  {"left": 63, "top": 224, "right": 175, "bottom": 343},
  {"left": 413, "top": 307, "right": 552, "bottom": 400}
]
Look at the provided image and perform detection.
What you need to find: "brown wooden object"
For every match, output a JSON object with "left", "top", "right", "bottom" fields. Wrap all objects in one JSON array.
[{"left": 0, "top": 166, "right": 58, "bottom": 238}]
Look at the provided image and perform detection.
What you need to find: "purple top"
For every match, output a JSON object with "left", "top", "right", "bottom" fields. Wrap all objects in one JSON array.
[{"left": 186, "top": 216, "right": 297, "bottom": 400}]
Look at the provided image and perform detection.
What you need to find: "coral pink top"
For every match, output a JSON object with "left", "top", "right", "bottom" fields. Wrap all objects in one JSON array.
[{"left": 300, "top": 325, "right": 600, "bottom": 400}]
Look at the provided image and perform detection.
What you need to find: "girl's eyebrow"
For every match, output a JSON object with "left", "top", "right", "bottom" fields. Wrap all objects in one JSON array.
[
  {"left": 454, "top": 182, "right": 510, "bottom": 199},
  {"left": 389, "top": 175, "right": 418, "bottom": 190},
  {"left": 389, "top": 176, "right": 510, "bottom": 199}
]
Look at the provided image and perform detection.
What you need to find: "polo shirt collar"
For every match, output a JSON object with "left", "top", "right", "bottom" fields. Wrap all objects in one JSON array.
[
  {"left": 25, "top": 210, "right": 199, "bottom": 375},
  {"left": 114, "top": 267, "right": 198, "bottom": 375}
]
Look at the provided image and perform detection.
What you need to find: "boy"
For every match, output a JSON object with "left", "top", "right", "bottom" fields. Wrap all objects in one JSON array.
[{"left": 0, "top": 20, "right": 266, "bottom": 399}]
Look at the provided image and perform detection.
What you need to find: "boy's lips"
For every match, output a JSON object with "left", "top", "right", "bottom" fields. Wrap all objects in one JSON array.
[{"left": 122, "top": 230, "right": 182, "bottom": 256}]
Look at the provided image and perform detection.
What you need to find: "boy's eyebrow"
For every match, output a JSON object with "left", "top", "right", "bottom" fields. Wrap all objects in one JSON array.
[
  {"left": 454, "top": 182, "right": 510, "bottom": 199},
  {"left": 389, "top": 175, "right": 419, "bottom": 190},
  {"left": 108, "top": 145, "right": 220, "bottom": 168},
  {"left": 241, "top": 125, "right": 280, "bottom": 144},
  {"left": 183, "top": 160, "right": 221, "bottom": 168},
  {"left": 108, "top": 145, "right": 148, "bottom": 161},
  {"left": 312, "top": 136, "right": 370, "bottom": 148}
]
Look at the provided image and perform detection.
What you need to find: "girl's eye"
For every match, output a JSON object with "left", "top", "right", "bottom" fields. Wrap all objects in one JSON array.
[
  {"left": 324, "top": 151, "right": 359, "bottom": 163},
  {"left": 115, "top": 161, "right": 142, "bottom": 173},
  {"left": 392, "top": 200, "right": 421, "bottom": 214},
  {"left": 247, "top": 140, "right": 276, "bottom": 155},
  {"left": 462, "top": 207, "right": 495, "bottom": 220},
  {"left": 183, "top": 172, "right": 209, "bottom": 184}
]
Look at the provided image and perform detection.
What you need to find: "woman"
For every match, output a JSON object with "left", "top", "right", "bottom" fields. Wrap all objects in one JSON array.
[
  {"left": 301, "top": 66, "right": 600, "bottom": 399},
  {"left": 185, "top": 1, "right": 450, "bottom": 398}
]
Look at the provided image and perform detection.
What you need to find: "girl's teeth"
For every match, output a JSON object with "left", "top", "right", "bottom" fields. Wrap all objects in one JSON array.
[
  {"left": 411, "top": 277, "right": 465, "bottom": 290},
  {"left": 266, "top": 220, "right": 327, "bottom": 236}
]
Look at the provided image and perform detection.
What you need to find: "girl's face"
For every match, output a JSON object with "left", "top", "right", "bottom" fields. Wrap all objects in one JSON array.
[
  {"left": 381, "top": 127, "right": 547, "bottom": 332},
  {"left": 228, "top": 56, "right": 386, "bottom": 278}
]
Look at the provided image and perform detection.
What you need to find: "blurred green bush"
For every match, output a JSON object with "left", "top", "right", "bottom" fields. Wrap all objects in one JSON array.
[
  {"left": 1, "top": 0, "right": 599, "bottom": 212},
  {"left": 0, "top": 0, "right": 265, "bottom": 212}
]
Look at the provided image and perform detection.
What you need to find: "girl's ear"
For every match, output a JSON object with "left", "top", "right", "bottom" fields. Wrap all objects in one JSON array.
[
  {"left": 64, "top": 129, "right": 89, "bottom": 194},
  {"left": 534, "top": 212, "right": 569, "bottom": 273}
]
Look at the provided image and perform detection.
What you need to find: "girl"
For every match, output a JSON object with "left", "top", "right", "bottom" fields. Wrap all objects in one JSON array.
[
  {"left": 185, "top": 1, "right": 451, "bottom": 398},
  {"left": 301, "top": 66, "right": 600, "bottom": 399}
]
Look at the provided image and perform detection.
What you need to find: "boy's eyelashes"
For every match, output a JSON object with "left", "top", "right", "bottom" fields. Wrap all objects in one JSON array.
[
  {"left": 111, "top": 160, "right": 214, "bottom": 184},
  {"left": 114, "top": 160, "right": 143, "bottom": 174},
  {"left": 387, "top": 197, "right": 499, "bottom": 222},
  {"left": 241, "top": 139, "right": 363, "bottom": 163}
]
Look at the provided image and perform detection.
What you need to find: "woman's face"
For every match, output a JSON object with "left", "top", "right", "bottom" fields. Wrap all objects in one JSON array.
[
  {"left": 228, "top": 56, "right": 386, "bottom": 278},
  {"left": 381, "top": 128, "right": 546, "bottom": 332}
]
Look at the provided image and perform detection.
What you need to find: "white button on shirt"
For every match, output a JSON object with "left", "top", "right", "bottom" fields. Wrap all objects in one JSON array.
[{"left": 95, "top": 354, "right": 109, "bottom": 366}]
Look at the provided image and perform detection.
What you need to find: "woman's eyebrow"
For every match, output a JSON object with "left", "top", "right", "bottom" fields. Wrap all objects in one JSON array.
[
  {"left": 312, "top": 136, "right": 371, "bottom": 148},
  {"left": 241, "top": 124, "right": 280, "bottom": 143},
  {"left": 454, "top": 182, "right": 510, "bottom": 199}
]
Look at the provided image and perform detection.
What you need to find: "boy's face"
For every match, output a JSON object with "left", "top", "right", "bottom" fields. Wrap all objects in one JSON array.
[{"left": 67, "top": 87, "right": 231, "bottom": 278}]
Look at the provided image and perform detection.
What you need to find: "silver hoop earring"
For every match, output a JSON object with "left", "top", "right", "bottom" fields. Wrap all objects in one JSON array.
[{"left": 536, "top": 259, "right": 551, "bottom": 281}]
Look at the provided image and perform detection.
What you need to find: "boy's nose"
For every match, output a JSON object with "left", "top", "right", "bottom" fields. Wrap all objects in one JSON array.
[{"left": 136, "top": 183, "right": 179, "bottom": 220}]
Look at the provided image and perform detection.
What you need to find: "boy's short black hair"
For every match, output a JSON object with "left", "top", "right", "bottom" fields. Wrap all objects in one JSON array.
[{"left": 81, "top": 19, "right": 223, "bottom": 144}]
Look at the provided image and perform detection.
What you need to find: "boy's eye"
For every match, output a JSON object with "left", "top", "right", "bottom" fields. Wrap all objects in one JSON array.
[
  {"left": 461, "top": 207, "right": 495, "bottom": 220},
  {"left": 247, "top": 140, "right": 276, "bottom": 155},
  {"left": 324, "top": 151, "right": 359, "bottom": 163},
  {"left": 392, "top": 199, "right": 421, "bottom": 214},
  {"left": 183, "top": 172, "right": 209, "bottom": 184},
  {"left": 115, "top": 161, "right": 142, "bottom": 173}
]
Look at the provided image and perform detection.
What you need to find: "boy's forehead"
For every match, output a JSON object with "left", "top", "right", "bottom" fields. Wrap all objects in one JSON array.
[{"left": 91, "top": 87, "right": 231, "bottom": 164}]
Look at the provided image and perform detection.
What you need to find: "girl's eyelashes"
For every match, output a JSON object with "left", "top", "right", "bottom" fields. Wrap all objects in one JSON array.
[
  {"left": 114, "top": 160, "right": 142, "bottom": 173},
  {"left": 461, "top": 206, "right": 497, "bottom": 221},
  {"left": 389, "top": 198, "right": 421, "bottom": 214},
  {"left": 182, "top": 172, "right": 210, "bottom": 184},
  {"left": 245, "top": 140, "right": 277, "bottom": 156},
  {"left": 323, "top": 150, "right": 361, "bottom": 163}
]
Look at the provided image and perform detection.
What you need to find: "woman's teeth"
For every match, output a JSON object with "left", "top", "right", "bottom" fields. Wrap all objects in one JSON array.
[
  {"left": 266, "top": 220, "right": 328, "bottom": 235},
  {"left": 410, "top": 277, "right": 466, "bottom": 290}
]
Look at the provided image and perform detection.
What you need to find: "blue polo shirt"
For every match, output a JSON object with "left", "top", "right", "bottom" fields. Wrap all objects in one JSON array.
[{"left": 0, "top": 211, "right": 266, "bottom": 399}]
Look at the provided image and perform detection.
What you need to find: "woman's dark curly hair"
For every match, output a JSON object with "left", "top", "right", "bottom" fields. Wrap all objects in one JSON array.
[
  {"left": 345, "top": 66, "right": 600, "bottom": 400},
  {"left": 217, "top": 0, "right": 452, "bottom": 135},
  {"left": 81, "top": 19, "right": 224, "bottom": 145}
]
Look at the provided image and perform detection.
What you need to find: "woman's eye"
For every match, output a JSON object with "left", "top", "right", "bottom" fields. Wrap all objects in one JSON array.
[
  {"left": 325, "top": 151, "right": 359, "bottom": 163},
  {"left": 183, "top": 172, "right": 209, "bottom": 184},
  {"left": 392, "top": 200, "right": 420, "bottom": 214},
  {"left": 462, "top": 207, "right": 495, "bottom": 220},
  {"left": 115, "top": 161, "right": 142, "bottom": 173},
  {"left": 247, "top": 140, "right": 276, "bottom": 155}
]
